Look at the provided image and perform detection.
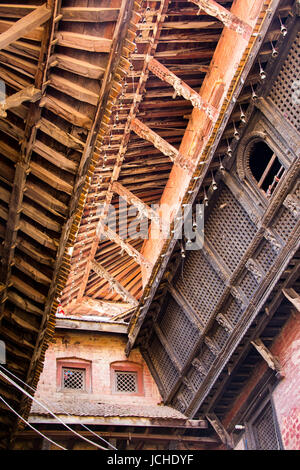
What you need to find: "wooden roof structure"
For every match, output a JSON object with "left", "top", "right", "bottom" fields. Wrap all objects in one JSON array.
[{"left": 0, "top": 0, "right": 296, "bottom": 448}]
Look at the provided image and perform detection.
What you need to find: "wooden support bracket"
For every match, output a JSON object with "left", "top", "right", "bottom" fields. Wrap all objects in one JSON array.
[
  {"left": 0, "top": 86, "right": 41, "bottom": 118},
  {"left": 189, "top": 0, "right": 252, "bottom": 39},
  {"left": 251, "top": 338, "right": 282, "bottom": 374},
  {"left": 91, "top": 260, "right": 138, "bottom": 306},
  {"left": 282, "top": 288, "right": 300, "bottom": 312},
  {"left": 148, "top": 58, "right": 218, "bottom": 121},
  {"left": 206, "top": 413, "right": 233, "bottom": 448},
  {"left": 101, "top": 222, "right": 153, "bottom": 271},
  {"left": 131, "top": 117, "right": 195, "bottom": 173}
]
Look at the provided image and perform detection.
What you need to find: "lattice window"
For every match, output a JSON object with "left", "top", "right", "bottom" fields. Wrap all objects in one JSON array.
[
  {"left": 273, "top": 206, "right": 297, "bottom": 242},
  {"left": 200, "top": 346, "right": 215, "bottom": 370},
  {"left": 174, "top": 249, "right": 226, "bottom": 326},
  {"left": 239, "top": 272, "right": 259, "bottom": 300},
  {"left": 256, "top": 240, "right": 278, "bottom": 271},
  {"left": 114, "top": 371, "right": 137, "bottom": 393},
  {"left": 205, "top": 184, "right": 257, "bottom": 272},
  {"left": 148, "top": 336, "right": 179, "bottom": 395},
  {"left": 225, "top": 298, "right": 244, "bottom": 326},
  {"left": 269, "top": 32, "right": 300, "bottom": 132},
  {"left": 159, "top": 298, "right": 200, "bottom": 366},
  {"left": 251, "top": 401, "right": 281, "bottom": 450},
  {"left": 62, "top": 367, "right": 85, "bottom": 390},
  {"left": 211, "top": 326, "right": 229, "bottom": 351}
]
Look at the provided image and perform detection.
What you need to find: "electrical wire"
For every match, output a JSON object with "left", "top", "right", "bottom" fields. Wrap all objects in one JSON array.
[
  {"left": 0, "top": 394, "right": 66, "bottom": 450},
  {"left": 0, "top": 369, "right": 108, "bottom": 450},
  {"left": 0, "top": 365, "right": 117, "bottom": 450}
]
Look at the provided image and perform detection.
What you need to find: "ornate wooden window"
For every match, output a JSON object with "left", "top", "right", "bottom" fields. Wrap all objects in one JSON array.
[
  {"left": 110, "top": 361, "right": 144, "bottom": 396},
  {"left": 247, "top": 140, "right": 285, "bottom": 198},
  {"left": 237, "top": 132, "right": 286, "bottom": 203},
  {"left": 56, "top": 358, "right": 91, "bottom": 392}
]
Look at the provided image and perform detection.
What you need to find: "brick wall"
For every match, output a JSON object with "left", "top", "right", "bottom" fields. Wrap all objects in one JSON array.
[
  {"left": 224, "top": 312, "right": 300, "bottom": 450},
  {"left": 34, "top": 330, "right": 162, "bottom": 406}
]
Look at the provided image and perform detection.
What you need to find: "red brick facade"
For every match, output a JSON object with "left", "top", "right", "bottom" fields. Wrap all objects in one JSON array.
[
  {"left": 34, "top": 331, "right": 161, "bottom": 406},
  {"left": 225, "top": 314, "right": 300, "bottom": 450}
]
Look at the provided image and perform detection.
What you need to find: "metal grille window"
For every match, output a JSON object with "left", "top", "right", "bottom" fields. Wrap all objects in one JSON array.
[
  {"left": 62, "top": 367, "right": 85, "bottom": 390},
  {"left": 114, "top": 371, "right": 137, "bottom": 393}
]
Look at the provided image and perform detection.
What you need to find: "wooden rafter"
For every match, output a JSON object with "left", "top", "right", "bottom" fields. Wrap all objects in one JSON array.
[
  {"left": 0, "top": 3, "right": 55, "bottom": 319},
  {"left": 131, "top": 117, "right": 194, "bottom": 173},
  {"left": 91, "top": 261, "right": 138, "bottom": 306},
  {"left": 101, "top": 223, "right": 153, "bottom": 271},
  {"left": 189, "top": 0, "right": 252, "bottom": 39},
  {"left": 76, "top": 0, "right": 171, "bottom": 302},
  {"left": 148, "top": 58, "right": 218, "bottom": 120},
  {"left": 0, "top": 4, "right": 51, "bottom": 50}
]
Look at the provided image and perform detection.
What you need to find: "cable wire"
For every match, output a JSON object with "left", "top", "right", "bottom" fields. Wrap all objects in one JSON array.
[
  {"left": 0, "top": 365, "right": 117, "bottom": 450},
  {"left": 0, "top": 394, "right": 66, "bottom": 450},
  {"left": 0, "top": 369, "right": 108, "bottom": 450}
]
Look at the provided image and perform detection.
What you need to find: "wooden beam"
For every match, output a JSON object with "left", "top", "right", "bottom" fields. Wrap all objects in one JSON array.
[
  {"left": 189, "top": 0, "right": 252, "bottom": 39},
  {"left": 61, "top": 7, "right": 119, "bottom": 22},
  {"left": 55, "top": 318, "right": 128, "bottom": 334},
  {"left": 91, "top": 261, "right": 138, "bottom": 306},
  {"left": 131, "top": 118, "right": 194, "bottom": 173},
  {"left": 148, "top": 58, "right": 217, "bottom": 120},
  {"left": 0, "top": 86, "right": 41, "bottom": 117},
  {"left": 251, "top": 338, "right": 282, "bottom": 373},
  {"left": 282, "top": 288, "right": 300, "bottom": 312},
  {"left": 0, "top": 4, "right": 51, "bottom": 51},
  {"left": 101, "top": 223, "right": 153, "bottom": 271},
  {"left": 112, "top": 181, "right": 161, "bottom": 225}
]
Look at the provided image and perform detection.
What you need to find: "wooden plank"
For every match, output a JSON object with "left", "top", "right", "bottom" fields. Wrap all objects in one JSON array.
[
  {"left": 0, "top": 5, "right": 36, "bottom": 18},
  {"left": 49, "top": 74, "right": 99, "bottom": 106},
  {"left": 37, "top": 117, "right": 84, "bottom": 151},
  {"left": 32, "top": 140, "right": 78, "bottom": 174},
  {"left": 61, "top": 7, "right": 119, "bottom": 22},
  {"left": 55, "top": 318, "right": 128, "bottom": 334},
  {"left": 55, "top": 31, "right": 112, "bottom": 53},
  {"left": 50, "top": 54, "right": 105, "bottom": 80},
  {"left": 0, "top": 4, "right": 51, "bottom": 51},
  {"left": 39, "top": 95, "right": 92, "bottom": 129},
  {"left": 91, "top": 260, "right": 138, "bottom": 306}
]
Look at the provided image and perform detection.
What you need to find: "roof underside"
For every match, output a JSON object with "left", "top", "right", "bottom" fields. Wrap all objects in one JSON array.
[{"left": 0, "top": 0, "right": 294, "bottom": 447}]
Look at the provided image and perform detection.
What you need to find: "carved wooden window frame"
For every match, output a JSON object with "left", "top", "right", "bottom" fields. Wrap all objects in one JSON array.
[
  {"left": 110, "top": 361, "right": 144, "bottom": 397},
  {"left": 56, "top": 358, "right": 92, "bottom": 393},
  {"left": 236, "top": 129, "right": 288, "bottom": 206}
]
